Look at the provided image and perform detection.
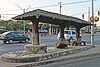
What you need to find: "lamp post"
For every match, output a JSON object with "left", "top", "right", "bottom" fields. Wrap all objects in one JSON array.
[
  {"left": 91, "top": 0, "right": 94, "bottom": 45},
  {"left": 23, "top": 9, "right": 26, "bottom": 34},
  {"left": 15, "top": 4, "right": 31, "bottom": 34},
  {"left": 58, "top": 2, "right": 62, "bottom": 14}
]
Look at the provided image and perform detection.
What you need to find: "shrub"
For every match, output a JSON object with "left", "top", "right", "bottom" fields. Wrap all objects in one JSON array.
[{"left": 0, "top": 29, "right": 7, "bottom": 34}]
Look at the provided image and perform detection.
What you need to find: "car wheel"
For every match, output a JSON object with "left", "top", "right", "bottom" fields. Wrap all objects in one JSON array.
[
  {"left": 3, "top": 41, "right": 6, "bottom": 43},
  {"left": 69, "top": 37, "right": 73, "bottom": 42},
  {"left": 9, "top": 39, "right": 13, "bottom": 43},
  {"left": 25, "top": 38, "right": 29, "bottom": 42},
  {"left": 19, "top": 41, "right": 22, "bottom": 43}
]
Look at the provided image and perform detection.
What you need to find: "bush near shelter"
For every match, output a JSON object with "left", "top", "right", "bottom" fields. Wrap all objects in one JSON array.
[{"left": 0, "top": 29, "right": 7, "bottom": 34}]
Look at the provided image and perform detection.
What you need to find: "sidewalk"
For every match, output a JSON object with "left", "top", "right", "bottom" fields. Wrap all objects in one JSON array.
[{"left": 0, "top": 45, "right": 100, "bottom": 67}]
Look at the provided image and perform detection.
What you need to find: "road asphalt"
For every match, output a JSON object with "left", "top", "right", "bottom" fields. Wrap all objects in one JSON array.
[{"left": 0, "top": 45, "right": 100, "bottom": 67}]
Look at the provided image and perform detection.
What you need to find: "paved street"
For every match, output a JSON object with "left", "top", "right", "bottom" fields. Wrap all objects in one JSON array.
[
  {"left": 0, "top": 32, "right": 100, "bottom": 55},
  {"left": 82, "top": 32, "right": 100, "bottom": 45},
  {"left": 0, "top": 32, "right": 100, "bottom": 67},
  {"left": 0, "top": 44, "right": 99, "bottom": 67},
  {"left": 0, "top": 35, "right": 57, "bottom": 55},
  {"left": 39, "top": 55, "right": 100, "bottom": 67}
]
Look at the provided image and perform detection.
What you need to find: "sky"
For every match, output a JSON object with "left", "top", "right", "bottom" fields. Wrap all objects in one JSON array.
[{"left": 0, "top": 0, "right": 100, "bottom": 25}]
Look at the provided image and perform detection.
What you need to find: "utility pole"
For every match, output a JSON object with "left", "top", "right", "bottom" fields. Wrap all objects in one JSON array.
[
  {"left": 91, "top": 0, "right": 94, "bottom": 45},
  {"left": 16, "top": 4, "right": 31, "bottom": 34},
  {"left": 58, "top": 2, "right": 62, "bottom": 14},
  {"left": 88, "top": 7, "right": 90, "bottom": 21},
  {"left": 88, "top": 7, "right": 91, "bottom": 43},
  {"left": 49, "top": 2, "right": 62, "bottom": 35},
  {"left": 87, "top": 7, "right": 90, "bottom": 32}
]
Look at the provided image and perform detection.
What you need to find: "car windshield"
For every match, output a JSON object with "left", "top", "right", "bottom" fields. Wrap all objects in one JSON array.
[
  {"left": 64, "top": 31, "right": 71, "bottom": 34},
  {"left": 72, "top": 31, "right": 76, "bottom": 34},
  {"left": 2, "top": 31, "right": 11, "bottom": 35},
  {"left": 17, "top": 32, "right": 24, "bottom": 36}
]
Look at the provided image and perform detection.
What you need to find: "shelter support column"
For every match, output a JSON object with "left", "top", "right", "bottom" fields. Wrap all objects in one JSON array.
[
  {"left": 24, "top": 21, "right": 47, "bottom": 54},
  {"left": 76, "top": 27, "right": 81, "bottom": 40},
  {"left": 55, "top": 25, "right": 68, "bottom": 48},
  {"left": 31, "top": 21, "right": 39, "bottom": 45},
  {"left": 72, "top": 27, "right": 86, "bottom": 46},
  {"left": 59, "top": 25, "right": 65, "bottom": 39}
]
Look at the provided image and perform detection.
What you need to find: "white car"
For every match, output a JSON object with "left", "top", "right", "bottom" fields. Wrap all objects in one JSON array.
[{"left": 57, "top": 30, "right": 81, "bottom": 41}]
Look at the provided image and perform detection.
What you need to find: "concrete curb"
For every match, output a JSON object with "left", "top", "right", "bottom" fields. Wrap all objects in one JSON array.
[
  {"left": 16, "top": 51, "right": 100, "bottom": 67},
  {"left": 1, "top": 45, "right": 94, "bottom": 63}
]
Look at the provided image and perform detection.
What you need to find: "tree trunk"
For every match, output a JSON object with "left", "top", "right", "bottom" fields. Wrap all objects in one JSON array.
[
  {"left": 76, "top": 27, "right": 81, "bottom": 40},
  {"left": 59, "top": 25, "right": 65, "bottom": 39},
  {"left": 32, "top": 21, "right": 39, "bottom": 45}
]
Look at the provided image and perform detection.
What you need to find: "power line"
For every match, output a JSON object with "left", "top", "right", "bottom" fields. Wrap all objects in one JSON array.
[
  {"left": 30, "top": 0, "right": 90, "bottom": 9},
  {"left": 1, "top": 13, "right": 18, "bottom": 15},
  {"left": 30, "top": 4, "right": 58, "bottom": 9},
  {"left": 71, "top": 9, "right": 99, "bottom": 16},
  {"left": 0, "top": 0, "right": 98, "bottom": 16},
  {"left": 62, "top": 0, "right": 90, "bottom": 5},
  {"left": 0, "top": 9, "right": 21, "bottom": 12},
  {"left": 0, "top": 0, "right": 97, "bottom": 13},
  {"left": 15, "top": 4, "right": 31, "bottom": 34}
]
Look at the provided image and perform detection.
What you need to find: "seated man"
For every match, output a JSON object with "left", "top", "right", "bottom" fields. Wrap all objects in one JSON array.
[
  {"left": 55, "top": 38, "right": 69, "bottom": 48},
  {"left": 72, "top": 36, "right": 86, "bottom": 46}
]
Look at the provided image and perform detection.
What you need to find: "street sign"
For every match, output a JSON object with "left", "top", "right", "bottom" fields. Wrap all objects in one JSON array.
[
  {"left": 0, "top": 15, "right": 1, "bottom": 18},
  {"left": 98, "top": 11, "right": 100, "bottom": 16},
  {"left": 90, "top": 16, "right": 99, "bottom": 22}
]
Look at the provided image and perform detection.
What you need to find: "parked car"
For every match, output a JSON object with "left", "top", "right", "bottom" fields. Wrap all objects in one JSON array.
[
  {"left": 57, "top": 30, "right": 82, "bottom": 41},
  {"left": 38, "top": 29, "right": 48, "bottom": 36},
  {"left": 0, "top": 31, "right": 30, "bottom": 43}
]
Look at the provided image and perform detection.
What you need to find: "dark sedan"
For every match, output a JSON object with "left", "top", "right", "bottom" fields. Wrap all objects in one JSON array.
[{"left": 0, "top": 31, "right": 30, "bottom": 43}]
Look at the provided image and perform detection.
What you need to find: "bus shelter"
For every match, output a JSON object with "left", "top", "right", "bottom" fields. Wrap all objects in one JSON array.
[{"left": 12, "top": 9, "right": 91, "bottom": 53}]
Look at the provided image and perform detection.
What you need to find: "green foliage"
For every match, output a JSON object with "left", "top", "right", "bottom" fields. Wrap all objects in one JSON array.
[
  {"left": 0, "top": 20, "right": 30, "bottom": 32},
  {"left": 41, "top": 23, "right": 50, "bottom": 30},
  {"left": 0, "top": 29, "right": 7, "bottom": 34}
]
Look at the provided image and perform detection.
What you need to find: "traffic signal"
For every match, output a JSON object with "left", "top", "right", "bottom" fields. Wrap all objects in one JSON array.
[
  {"left": 82, "top": 14, "right": 84, "bottom": 19},
  {"left": 0, "top": 15, "right": 1, "bottom": 18},
  {"left": 90, "top": 16, "right": 99, "bottom": 22},
  {"left": 94, "top": 16, "right": 99, "bottom": 22},
  {"left": 98, "top": 11, "right": 100, "bottom": 16}
]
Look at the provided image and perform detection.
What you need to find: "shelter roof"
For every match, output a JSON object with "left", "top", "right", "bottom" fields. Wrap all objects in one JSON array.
[{"left": 12, "top": 9, "right": 92, "bottom": 27}]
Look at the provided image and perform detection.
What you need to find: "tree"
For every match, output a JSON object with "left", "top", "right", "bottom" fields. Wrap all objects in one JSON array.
[
  {"left": 0, "top": 20, "right": 31, "bottom": 32},
  {"left": 16, "top": 20, "right": 30, "bottom": 32},
  {"left": 41, "top": 23, "right": 50, "bottom": 30}
]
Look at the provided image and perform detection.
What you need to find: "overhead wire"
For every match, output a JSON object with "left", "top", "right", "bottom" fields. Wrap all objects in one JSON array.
[
  {"left": 71, "top": 9, "right": 99, "bottom": 16},
  {"left": 30, "top": 0, "right": 90, "bottom": 9},
  {"left": 0, "top": 0, "right": 90, "bottom": 13},
  {"left": 0, "top": 0, "right": 99, "bottom": 16},
  {"left": 62, "top": 0, "right": 90, "bottom": 5}
]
